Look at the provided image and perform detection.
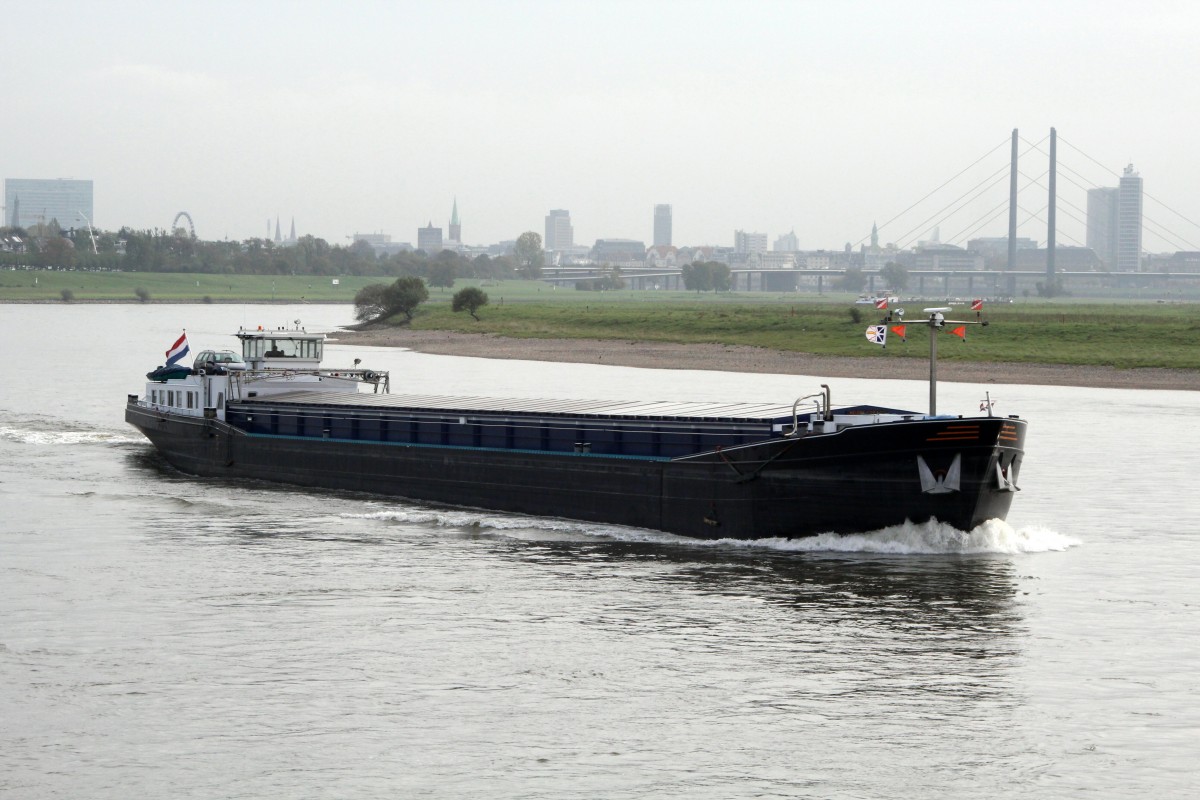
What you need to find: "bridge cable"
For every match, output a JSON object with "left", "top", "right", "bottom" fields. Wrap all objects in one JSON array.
[{"left": 854, "top": 135, "right": 1012, "bottom": 247}]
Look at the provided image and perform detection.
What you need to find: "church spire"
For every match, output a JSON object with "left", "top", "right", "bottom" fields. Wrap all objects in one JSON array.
[
  {"left": 448, "top": 197, "right": 462, "bottom": 243},
  {"left": 870, "top": 221, "right": 879, "bottom": 249}
]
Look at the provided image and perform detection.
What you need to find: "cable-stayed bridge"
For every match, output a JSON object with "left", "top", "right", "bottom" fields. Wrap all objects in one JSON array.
[{"left": 544, "top": 128, "right": 1200, "bottom": 298}]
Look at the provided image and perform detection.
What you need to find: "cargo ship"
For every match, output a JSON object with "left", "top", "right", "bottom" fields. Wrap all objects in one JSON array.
[{"left": 126, "top": 323, "right": 1025, "bottom": 540}]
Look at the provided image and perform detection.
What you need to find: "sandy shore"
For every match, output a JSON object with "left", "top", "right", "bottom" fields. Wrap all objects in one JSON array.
[{"left": 333, "top": 327, "right": 1200, "bottom": 391}]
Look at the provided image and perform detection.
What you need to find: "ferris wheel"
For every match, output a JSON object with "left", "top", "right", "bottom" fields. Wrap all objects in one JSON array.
[{"left": 171, "top": 211, "right": 196, "bottom": 238}]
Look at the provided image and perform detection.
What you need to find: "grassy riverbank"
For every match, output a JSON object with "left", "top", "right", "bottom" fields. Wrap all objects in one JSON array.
[
  {"left": 5, "top": 270, "right": 1197, "bottom": 370},
  {"left": 0, "top": 269, "right": 380, "bottom": 302},
  {"left": 404, "top": 296, "right": 1200, "bottom": 371}
]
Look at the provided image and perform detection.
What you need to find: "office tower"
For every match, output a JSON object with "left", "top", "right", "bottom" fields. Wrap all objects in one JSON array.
[
  {"left": 774, "top": 229, "right": 799, "bottom": 251},
  {"left": 4, "top": 178, "right": 93, "bottom": 229},
  {"left": 653, "top": 204, "right": 672, "bottom": 247},
  {"left": 1086, "top": 187, "right": 1118, "bottom": 269},
  {"left": 544, "top": 209, "right": 573, "bottom": 251},
  {"left": 1087, "top": 164, "right": 1143, "bottom": 272},
  {"left": 1116, "top": 164, "right": 1142, "bottom": 272},
  {"left": 417, "top": 222, "right": 443, "bottom": 253},
  {"left": 734, "top": 230, "right": 768, "bottom": 254}
]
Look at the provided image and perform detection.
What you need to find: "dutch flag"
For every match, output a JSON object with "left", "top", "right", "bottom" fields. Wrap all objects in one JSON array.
[{"left": 165, "top": 332, "right": 190, "bottom": 367}]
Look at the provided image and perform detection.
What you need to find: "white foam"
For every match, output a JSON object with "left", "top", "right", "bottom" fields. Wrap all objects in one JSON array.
[
  {"left": 0, "top": 426, "right": 144, "bottom": 446},
  {"left": 344, "top": 508, "right": 1078, "bottom": 555},
  {"left": 711, "top": 518, "right": 1080, "bottom": 555}
]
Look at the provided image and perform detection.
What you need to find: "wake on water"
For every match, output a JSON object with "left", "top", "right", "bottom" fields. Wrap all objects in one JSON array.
[
  {"left": 344, "top": 507, "right": 1079, "bottom": 555},
  {"left": 0, "top": 415, "right": 143, "bottom": 446}
]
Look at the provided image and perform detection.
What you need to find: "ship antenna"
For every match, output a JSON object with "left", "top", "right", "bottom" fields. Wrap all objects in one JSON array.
[{"left": 918, "top": 304, "right": 989, "bottom": 416}]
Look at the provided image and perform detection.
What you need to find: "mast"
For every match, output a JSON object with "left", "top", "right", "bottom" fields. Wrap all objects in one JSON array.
[
  {"left": 1007, "top": 128, "right": 1018, "bottom": 271},
  {"left": 1047, "top": 127, "right": 1057, "bottom": 280}
]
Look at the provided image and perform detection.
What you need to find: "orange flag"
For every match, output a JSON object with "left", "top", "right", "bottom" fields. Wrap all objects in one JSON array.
[
  {"left": 949, "top": 325, "right": 967, "bottom": 340},
  {"left": 890, "top": 325, "right": 907, "bottom": 340}
]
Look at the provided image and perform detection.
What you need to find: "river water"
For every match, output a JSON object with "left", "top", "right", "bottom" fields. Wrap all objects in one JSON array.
[{"left": 1, "top": 304, "right": 1197, "bottom": 798}]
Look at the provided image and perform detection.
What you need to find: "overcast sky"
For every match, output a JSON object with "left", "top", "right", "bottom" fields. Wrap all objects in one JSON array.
[{"left": 6, "top": 0, "right": 1199, "bottom": 252}]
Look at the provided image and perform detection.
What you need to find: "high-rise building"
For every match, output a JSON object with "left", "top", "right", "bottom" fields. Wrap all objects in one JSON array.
[
  {"left": 1117, "top": 164, "right": 1143, "bottom": 272},
  {"left": 1086, "top": 187, "right": 1118, "bottom": 269},
  {"left": 448, "top": 198, "right": 461, "bottom": 243},
  {"left": 544, "top": 209, "right": 573, "bottom": 251},
  {"left": 734, "top": 230, "right": 768, "bottom": 254},
  {"left": 417, "top": 222, "right": 443, "bottom": 253},
  {"left": 4, "top": 178, "right": 93, "bottom": 229},
  {"left": 1086, "top": 164, "right": 1143, "bottom": 272},
  {"left": 653, "top": 204, "right": 672, "bottom": 247},
  {"left": 774, "top": 229, "right": 798, "bottom": 251}
]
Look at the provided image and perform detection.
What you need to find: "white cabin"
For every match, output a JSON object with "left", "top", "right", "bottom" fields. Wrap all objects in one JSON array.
[{"left": 140, "top": 325, "right": 388, "bottom": 422}]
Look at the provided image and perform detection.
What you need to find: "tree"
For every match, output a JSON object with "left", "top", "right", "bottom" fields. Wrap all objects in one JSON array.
[
  {"left": 708, "top": 262, "right": 731, "bottom": 292},
  {"left": 880, "top": 262, "right": 909, "bottom": 292},
  {"left": 39, "top": 235, "right": 77, "bottom": 268},
  {"left": 428, "top": 255, "right": 457, "bottom": 290},
  {"left": 353, "top": 276, "right": 429, "bottom": 323},
  {"left": 384, "top": 275, "right": 429, "bottom": 322},
  {"left": 353, "top": 283, "right": 392, "bottom": 322},
  {"left": 837, "top": 267, "right": 865, "bottom": 293},
  {"left": 452, "top": 286, "right": 489, "bottom": 321},
  {"left": 514, "top": 231, "right": 544, "bottom": 279},
  {"left": 681, "top": 261, "right": 711, "bottom": 292},
  {"left": 682, "top": 261, "right": 730, "bottom": 293}
]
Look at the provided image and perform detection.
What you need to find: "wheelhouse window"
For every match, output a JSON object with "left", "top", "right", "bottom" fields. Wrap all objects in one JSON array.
[{"left": 242, "top": 336, "right": 321, "bottom": 360}]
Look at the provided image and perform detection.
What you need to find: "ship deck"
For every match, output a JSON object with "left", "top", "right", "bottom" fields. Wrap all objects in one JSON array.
[
  {"left": 241, "top": 390, "right": 844, "bottom": 424},
  {"left": 226, "top": 391, "right": 917, "bottom": 460}
]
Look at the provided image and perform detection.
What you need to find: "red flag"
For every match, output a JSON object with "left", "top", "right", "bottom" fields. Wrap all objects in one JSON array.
[
  {"left": 874, "top": 298, "right": 888, "bottom": 310},
  {"left": 949, "top": 325, "right": 967, "bottom": 339},
  {"left": 890, "top": 325, "right": 907, "bottom": 340},
  {"left": 971, "top": 299, "right": 983, "bottom": 312}
]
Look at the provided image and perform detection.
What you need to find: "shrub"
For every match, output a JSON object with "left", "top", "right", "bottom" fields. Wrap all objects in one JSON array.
[{"left": 451, "top": 286, "right": 489, "bottom": 321}]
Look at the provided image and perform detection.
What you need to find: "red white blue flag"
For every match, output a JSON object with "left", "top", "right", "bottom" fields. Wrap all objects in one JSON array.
[
  {"left": 165, "top": 332, "right": 190, "bottom": 367},
  {"left": 865, "top": 325, "right": 887, "bottom": 345}
]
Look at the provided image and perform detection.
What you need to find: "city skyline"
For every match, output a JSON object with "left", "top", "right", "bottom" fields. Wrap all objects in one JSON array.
[{"left": 4, "top": 2, "right": 1198, "bottom": 253}]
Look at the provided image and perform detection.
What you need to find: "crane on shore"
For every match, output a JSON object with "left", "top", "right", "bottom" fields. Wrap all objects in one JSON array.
[{"left": 77, "top": 212, "right": 99, "bottom": 254}]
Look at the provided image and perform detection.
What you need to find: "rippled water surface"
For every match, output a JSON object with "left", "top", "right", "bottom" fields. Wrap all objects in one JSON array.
[{"left": 2, "top": 304, "right": 1198, "bottom": 798}]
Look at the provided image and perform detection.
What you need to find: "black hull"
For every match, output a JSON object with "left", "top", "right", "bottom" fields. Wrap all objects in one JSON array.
[{"left": 126, "top": 402, "right": 1025, "bottom": 540}]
